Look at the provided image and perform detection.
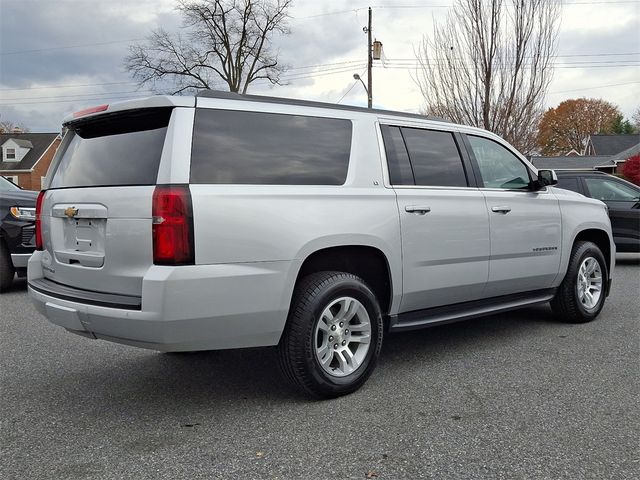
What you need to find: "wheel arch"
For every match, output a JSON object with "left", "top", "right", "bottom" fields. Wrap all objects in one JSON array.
[
  {"left": 572, "top": 228, "right": 612, "bottom": 276},
  {"left": 291, "top": 245, "right": 395, "bottom": 317}
]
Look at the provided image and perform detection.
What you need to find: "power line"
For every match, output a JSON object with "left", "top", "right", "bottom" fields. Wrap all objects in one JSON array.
[
  {"left": 0, "top": 38, "right": 144, "bottom": 56},
  {"left": 2, "top": 1, "right": 637, "bottom": 54},
  {"left": 0, "top": 92, "right": 152, "bottom": 107},
  {"left": 337, "top": 81, "right": 360, "bottom": 104},
  {"left": 337, "top": 69, "right": 368, "bottom": 103},
  {"left": 0, "top": 81, "right": 137, "bottom": 92},
  {"left": 375, "top": 64, "right": 640, "bottom": 70},
  {"left": 1, "top": 80, "right": 638, "bottom": 109},
  {"left": 1, "top": 52, "right": 637, "bottom": 98},
  {"left": 554, "top": 52, "right": 640, "bottom": 57},
  {"left": 382, "top": 56, "right": 640, "bottom": 64},
  {"left": 1, "top": 53, "right": 637, "bottom": 97},
  {"left": 294, "top": 9, "right": 359, "bottom": 20},
  {"left": 549, "top": 80, "right": 640, "bottom": 94},
  {"left": 282, "top": 65, "right": 367, "bottom": 81},
  {"left": 378, "top": 57, "right": 640, "bottom": 64},
  {"left": 283, "top": 64, "right": 366, "bottom": 77},
  {"left": 294, "top": 0, "right": 640, "bottom": 19},
  {"left": 372, "top": 0, "right": 640, "bottom": 6},
  {"left": 0, "top": 63, "right": 366, "bottom": 93},
  {"left": 286, "top": 60, "right": 362, "bottom": 71},
  {"left": 0, "top": 90, "right": 153, "bottom": 102}
]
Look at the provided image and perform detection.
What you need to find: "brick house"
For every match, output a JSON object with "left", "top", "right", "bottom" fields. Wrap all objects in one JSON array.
[{"left": 0, "top": 132, "right": 61, "bottom": 191}]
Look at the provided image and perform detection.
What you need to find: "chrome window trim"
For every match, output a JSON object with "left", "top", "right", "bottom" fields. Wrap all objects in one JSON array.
[
  {"left": 391, "top": 184, "right": 482, "bottom": 191},
  {"left": 479, "top": 187, "right": 549, "bottom": 194}
]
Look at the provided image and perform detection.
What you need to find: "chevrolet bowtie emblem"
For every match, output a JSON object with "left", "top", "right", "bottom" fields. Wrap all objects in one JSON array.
[{"left": 64, "top": 207, "right": 79, "bottom": 218}]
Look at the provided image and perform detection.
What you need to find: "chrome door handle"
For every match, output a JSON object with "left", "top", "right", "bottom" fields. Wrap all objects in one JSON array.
[
  {"left": 405, "top": 206, "right": 431, "bottom": 214},
  {"left": 491, "top": 206, "right": 511, "bottom": 214}
]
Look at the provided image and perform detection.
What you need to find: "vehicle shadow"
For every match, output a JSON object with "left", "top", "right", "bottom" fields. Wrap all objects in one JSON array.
[
  {"left": 3, "top": 275, "right": 27, "bottom": 293},
  {"left": 18, "top": 304, "right": 566, "bottom": 419}
]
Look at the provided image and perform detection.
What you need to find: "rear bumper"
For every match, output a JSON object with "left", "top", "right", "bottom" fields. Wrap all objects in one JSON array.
[
  {"left": 29, "top": 277, "right": 142, "bottom": 309},
  {"left": 28, "top": 251, "right": 297, "bottom": 351}
]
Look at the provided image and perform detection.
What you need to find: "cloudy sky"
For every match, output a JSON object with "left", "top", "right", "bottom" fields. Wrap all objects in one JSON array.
[{"left": 1, "top": 0, "right": 638, "bottom": 132}]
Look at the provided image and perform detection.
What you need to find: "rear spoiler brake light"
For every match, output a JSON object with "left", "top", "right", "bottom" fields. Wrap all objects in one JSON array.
[{"left": 73, "top": 104, "right": 109, "bottom": 118}]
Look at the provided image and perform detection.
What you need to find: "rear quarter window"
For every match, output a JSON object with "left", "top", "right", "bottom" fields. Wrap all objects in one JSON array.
[
  {"left": 380, "top": 125, "right": 415, "bottom": 185},
  {"left": 190, "top": 109, "right": 352, "bottom": 185}
]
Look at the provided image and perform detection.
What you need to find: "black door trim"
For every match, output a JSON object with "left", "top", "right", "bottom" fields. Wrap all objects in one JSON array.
[{"left": 389, "top": 288, "right": 557, "bottom": 332}]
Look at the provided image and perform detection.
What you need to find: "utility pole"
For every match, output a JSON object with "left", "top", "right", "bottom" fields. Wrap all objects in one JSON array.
[
  {"left": 367, "top": 7, "right": 373, "bottom": 108},
  {"left": 356, "top": 7, "right": 381, "bottom": 107}
]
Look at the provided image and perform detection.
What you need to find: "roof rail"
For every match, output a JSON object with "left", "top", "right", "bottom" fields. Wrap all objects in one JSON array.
[{"left": 195, "top": 89, "right": 449, "bottom": 123}]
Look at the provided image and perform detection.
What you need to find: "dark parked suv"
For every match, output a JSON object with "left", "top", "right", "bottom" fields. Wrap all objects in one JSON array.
[
  {"left": 555, "top": 170, "right": 640, "bottom": 252},
  {"left": 0, "top": 176, "right": 37, "bottom": 291}
]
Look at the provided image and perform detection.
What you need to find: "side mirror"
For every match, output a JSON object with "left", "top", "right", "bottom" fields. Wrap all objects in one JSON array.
[{"left": 536, "top": 169, "right": 558, "bottom": 189}]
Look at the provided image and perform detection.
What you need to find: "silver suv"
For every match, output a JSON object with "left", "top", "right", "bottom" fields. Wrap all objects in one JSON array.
[{"left": 29, "top": 91, "right": 614, "bottom": 398}]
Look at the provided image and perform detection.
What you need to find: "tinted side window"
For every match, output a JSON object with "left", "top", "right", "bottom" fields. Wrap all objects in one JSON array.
[
  {"left": 400, "top": 128, "right": 467, "bottom": 187},
  {"left": 380, "top": 125, "right": 414, "bottom": 185},
  {"left": 191, "top": 109, "right": 352, "bottom": 185},
  {"left": 467, "top": 135, "right": 530, "bottom": 190},
  {"left": 584, "top": 177, "right": 640, "bottom": 201},
  {"left": 555, "top": 176, "right": 580, "bottom": 193}
]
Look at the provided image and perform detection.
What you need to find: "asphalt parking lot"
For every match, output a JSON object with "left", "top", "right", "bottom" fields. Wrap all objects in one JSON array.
[{"left": 1, "top": 256, "right": 638, "bottom": 479}]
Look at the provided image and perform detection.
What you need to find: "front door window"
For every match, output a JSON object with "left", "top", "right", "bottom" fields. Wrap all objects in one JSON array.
[{"left": 468, "top": 136, "right": 530, "bottom": 190}]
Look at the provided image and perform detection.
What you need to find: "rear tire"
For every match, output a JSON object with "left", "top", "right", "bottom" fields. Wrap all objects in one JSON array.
[
  {"left": 278, "top": 271, "right": 383, "bottom": 399},
  {"left": 551, "top": 241, "right": 608, "bottom": 323},
  {"left": 0, "top": 241, "right": 15, "bottom": 293}
]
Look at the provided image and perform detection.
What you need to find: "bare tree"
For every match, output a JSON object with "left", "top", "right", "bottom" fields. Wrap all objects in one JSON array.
[
  {"left": 125, "top": 0, "right": 292, "bottom": 94},
  {"left": 415, "top": 0, "right": 560, "bottom": 154},
  {"left": 0, "top": 115, "right": 29, "bottom": 133}
]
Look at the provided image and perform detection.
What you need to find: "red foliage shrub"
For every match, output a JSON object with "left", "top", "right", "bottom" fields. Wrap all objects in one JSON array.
[{"left": 621, "top": 154, "right": 640, "bottom": 186}]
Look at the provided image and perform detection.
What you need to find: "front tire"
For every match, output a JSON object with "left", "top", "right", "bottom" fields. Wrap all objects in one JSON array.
[
  {"left": 278, "top": 271, "right": 383, "bottom": 399},
  {"left": 0, "top": 241, "right": 15, "bottom": 292},
  {"left": 551, "top": 241, "right": 608, "bottom": 323}
]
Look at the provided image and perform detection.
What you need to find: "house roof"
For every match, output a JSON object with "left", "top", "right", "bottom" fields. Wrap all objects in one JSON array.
[
  {"left": 4, "top": 138, "right": 34, "bottom": 148},
  {"left": 0, "top": 133, "right": 59, "bottom": 171},
  {"left": 587, "top": 134, "right": 640, "bottom": 156},
  {"left": 529, "top": 156, "right": 614, "bottom": 170},
  {"left": 608, "top": 141, "right": 640, "bottom": 162}
]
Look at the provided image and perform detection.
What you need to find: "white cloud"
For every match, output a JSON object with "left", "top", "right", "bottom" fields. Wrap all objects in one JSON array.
[{"left": 1, "top": 0, "right": 638, "bottom": 131}]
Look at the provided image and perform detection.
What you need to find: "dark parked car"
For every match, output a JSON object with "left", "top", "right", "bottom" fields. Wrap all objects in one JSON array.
[
  {"left": 0, "top": 176, "right": 37, "bottom": 291},
  {"left": 555, "top": 170, "right": 640, "bottom": 252}
]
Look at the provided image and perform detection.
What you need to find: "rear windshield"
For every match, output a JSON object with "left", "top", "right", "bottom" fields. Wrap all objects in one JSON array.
[
  {"left": 190, "top": 109, "right": 352, "bottom": 185},
  {"left": 49, "top": 108, "right": 172, "bottom": 188}
]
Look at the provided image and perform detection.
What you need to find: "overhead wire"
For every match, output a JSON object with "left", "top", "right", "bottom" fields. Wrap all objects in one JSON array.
[
  {"left": 0, "top": 2, "right": 638, "bottom": 106},
  {"left": 337, "top": 69, "right": 368, "bottom": 103},
  {"left": 548, "top": 80, "right": 640, "bottom": 94},
  {"left": 0, "top": 92, "right": 156, "bottom": 106},
  {"left": 0, "top": 38, "right": 145, "bottom": 56}
]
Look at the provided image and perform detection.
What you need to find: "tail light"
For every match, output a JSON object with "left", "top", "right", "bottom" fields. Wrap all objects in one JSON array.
[
  {"left": 152, "top": 185, "right": 195, "bottom": 265},
  {"left": 35, "top": 190, "right": 45, "bottom": 250}
]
